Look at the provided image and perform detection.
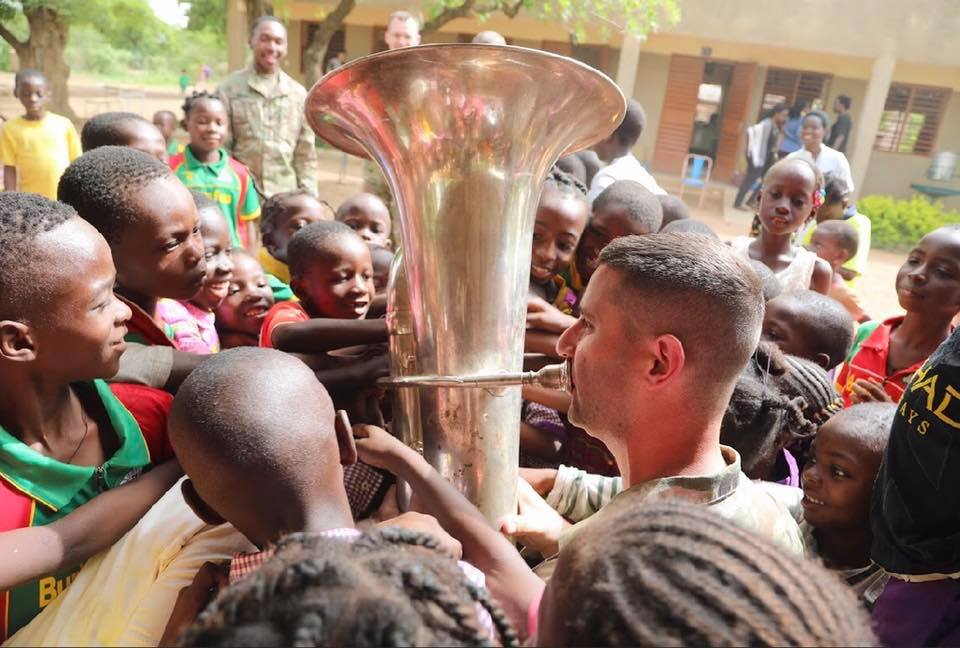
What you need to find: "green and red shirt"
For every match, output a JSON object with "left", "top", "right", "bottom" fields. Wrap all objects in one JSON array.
[
  {"left": 0, "top": 381, "right": 172, "bottom": 640},
  {"left": 169, "top": 146, "right": 261, "bottom": 248}
]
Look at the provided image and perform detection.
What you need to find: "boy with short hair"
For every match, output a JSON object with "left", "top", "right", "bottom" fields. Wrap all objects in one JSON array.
[
  {"left": 761, "top": 289, "right": 854, "bottom": 369},
  {"left": 258, "top": 221, "right": 386, "bottom": 352},
  {"left": 0, "top": 192, "right": 175, "bottom": 639},
  {"left": 0, "top": 70, "right": 81, "bottom": 198},
  {"left": 587, "top": 99, "right": 665, "bottom": 202},
  {"left": 79, "top": 111, "right": 167, "bottom": 162},
  {"left": 58, "top": 146, "right": 207, "bottom": 348},
  {"left": 152, "top": 110, "right": 181, "bottom": 157},
  {"left": 169, "top": 92, "right": 261, "bottom": 249},
  {"left": 801, "top": 174, "right": 871, "bottom": 283},
  {"left": 258, "top": 190, "right": 334, "bottom": 301},
  {"left": 656, "top": 193, "right": 690, "bottom": 229},
  {"left": 807, "top": 219, "right": 870, "bottom": 322},
  {"left": 336, "top": 192, "right": 392, "bottom": 249}
]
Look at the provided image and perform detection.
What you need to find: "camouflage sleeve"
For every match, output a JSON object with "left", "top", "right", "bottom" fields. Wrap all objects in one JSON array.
[
  {"left": 545, "top": 465, "right": 623, "bottom": 522},
  {"left": 293, "top": 118, "right": 319, "bottom": 195}
]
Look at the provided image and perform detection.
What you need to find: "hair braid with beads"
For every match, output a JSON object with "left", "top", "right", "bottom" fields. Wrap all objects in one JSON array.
[
  {"left": 549, "top": 501, "right": 875, "bottom": 646},
  {"left": 177, "top": 527, "right": 518, "bottom": 647}
]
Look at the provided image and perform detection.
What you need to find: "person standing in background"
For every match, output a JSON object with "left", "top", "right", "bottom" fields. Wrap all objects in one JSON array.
[
  {"left": 218, "top": 16, "right": 318, "bottom": 199},
  {"left": 826, "top": 95, "right": 852, "bottom": 154}
]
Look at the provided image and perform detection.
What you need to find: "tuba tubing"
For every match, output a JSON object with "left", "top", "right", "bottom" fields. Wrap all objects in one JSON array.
[{"left": 306, "top": 44, "right": 624, "bottom": 522}]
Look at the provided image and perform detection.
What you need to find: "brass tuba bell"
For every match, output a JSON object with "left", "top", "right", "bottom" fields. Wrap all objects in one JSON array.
[{"left": 306, "top": 44, "right": 624, "bottom": 522}]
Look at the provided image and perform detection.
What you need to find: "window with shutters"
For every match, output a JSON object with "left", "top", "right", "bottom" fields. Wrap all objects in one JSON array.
[
  {"left": 757, "top": 68, "right": 832, "bottom": 118},
  {"left": 874, "top": 84, "right": 951, "bottom": 155}
]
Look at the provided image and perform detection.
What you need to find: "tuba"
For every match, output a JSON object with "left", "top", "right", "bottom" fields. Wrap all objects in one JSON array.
[{"left": 305, "top": 44, "right": 624, "bottom": 522}]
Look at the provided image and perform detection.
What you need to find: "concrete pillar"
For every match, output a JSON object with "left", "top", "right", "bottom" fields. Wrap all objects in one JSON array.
[
  {"left": 848, "top": 54, "right": 896, "bottom": 197},
  {"left": 615, "top": 35, "right": 642, "bottom": 98},
  {"left": 227, "top": 0, "right": 247, "bottom": 74}
]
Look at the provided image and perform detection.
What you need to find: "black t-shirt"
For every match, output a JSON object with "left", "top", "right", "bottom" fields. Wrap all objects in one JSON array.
[
  {"left": 872, "top": 327, "right": 960, "bottom": 575},
  {"left": 827, "top": 112, "right": 852, "bottom": 153}
]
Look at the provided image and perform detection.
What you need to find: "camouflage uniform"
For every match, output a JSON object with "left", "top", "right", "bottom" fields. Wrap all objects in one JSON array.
[
  {"left": 547, "top": 445, "right": 805, "bottom": 557},
  {"left": 218, "top": 67, "right": 319, "bottom": 198}
]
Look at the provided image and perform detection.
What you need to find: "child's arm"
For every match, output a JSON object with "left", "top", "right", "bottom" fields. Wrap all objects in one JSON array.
[
  {"left": 527, "top": 295, "right": 577, "bottom": 333},
  {"left": 353, "top": 423, "right": 545, "bottom": 638},
  {"left": 3, "top": 165, "right": 16, "bottom": 191},
  {"left": 272, "top": 317, "right": 387, "bottom": 353},
  {"left": 810, "top": 257, "right": 833, "bottom": 294},
  {"left": 0, "top": 460, "right": 182, "bottom": 591}
]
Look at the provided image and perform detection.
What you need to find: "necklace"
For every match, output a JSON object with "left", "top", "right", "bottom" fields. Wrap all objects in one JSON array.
[
  {"left": 49, "top": 405, "right": 89, "bottom": 465},
  {"left": 65, "top": 407, "right": 90, "bottom": 465}
]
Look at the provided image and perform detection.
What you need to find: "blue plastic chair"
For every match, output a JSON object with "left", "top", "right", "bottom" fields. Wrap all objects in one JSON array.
[{"left": 680, "top": 154, "right": 713, "bottom": 207}]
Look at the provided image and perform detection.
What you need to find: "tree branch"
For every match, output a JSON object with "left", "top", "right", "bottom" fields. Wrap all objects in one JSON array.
[
  {"left": 501, "top": 0, "right": 525, "bottom": 18},
  {"left": 0, "top": 22, "right": 25, "bottom": 50},
  {"left": 421, "top": 0, "right": 477, "bottom": 34}
]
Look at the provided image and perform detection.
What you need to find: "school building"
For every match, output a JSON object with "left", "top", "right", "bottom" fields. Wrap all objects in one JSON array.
[{"left": 227, "top": 0, "right": 960, "bottom": 208}]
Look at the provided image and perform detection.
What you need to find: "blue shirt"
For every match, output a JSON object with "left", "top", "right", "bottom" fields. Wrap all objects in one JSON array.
[{"left": 779, "top": 117, "right": 803, "bottom": 154}]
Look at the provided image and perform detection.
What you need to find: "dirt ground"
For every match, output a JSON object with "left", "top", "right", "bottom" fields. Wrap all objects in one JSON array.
[{"left": 0, "top": 72, "right": 904, "bottom": 320}]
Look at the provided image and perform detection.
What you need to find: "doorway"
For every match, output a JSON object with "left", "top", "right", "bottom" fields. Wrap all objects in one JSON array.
[{"left": 689, "top": 62, "right": 734, "bottom": 162}]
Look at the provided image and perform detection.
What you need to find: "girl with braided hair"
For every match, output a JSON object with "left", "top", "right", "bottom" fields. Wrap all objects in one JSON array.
[
  {"left": 533, "top": 500, "right": 875, "bottom": 647},
  {"left": 720, "top": 342, "right": 840, "bottom": 486},
  {"left": 169, "top": 90, "right": 261, "bottom": 249},
  {"left": 178, "top": 528, "right": 518, "bottom": 648}
]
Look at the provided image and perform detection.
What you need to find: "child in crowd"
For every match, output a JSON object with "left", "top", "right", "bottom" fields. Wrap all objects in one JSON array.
[
  {"left": 587, "top": 99, "right": 666, "bottom": 201},
  {"left": 163, "top": 348, "right": 526, "bottom": 645},
  {"left": 1, "top": 70, "right": 80, "bottom": 198},
  {"left": 800, "top": 402, "right": 893, "bottom": 608},
  {"left": 528, "top": 169, "right": 589, "bottom": 308},
  {"left": 0, "top": 193, "right": 177, "bottom": 639},
  {"left": 180, "top": 529, "right": 517, "bottom": 647},
  {"left": 657, "top": 193, "right": 690, "bottom": 229},
  {"left": 215, "top": 249, "right": 275, "bottom": 349},
  {"left": 568, "top": 179, "right": 663, "bottom": 295},
  {"left": 57, "top": 146, "right": 207, "bottom": 348},
  {"left": 258, "top": 221, "right": 386, "bottom": 352},
  {"left": 534, "top": 500, "right": 875, "bottom": 646},
  {"left": 336, "top": 192, "right": 393, "bottom": 249},
  {"left": 802, "top": 174, "right": 871, "bottom": 283},
  {"left": 157, "top": 192, "right": 234, "bottom": 354},
  {"left": 169, "top": 92, "right": 261, "bottom": 249},
  {"left": 761, "top": 289, "right": 854, "bottom": 369},
  {"left": 369, "top": 245, "right": 394, "bottom": 296},
  {"left": 870, "top": 326, "right": 960, "bottom": 645},
  {"left": 152, "top": 110, "right": 181, "bottom": 157},
  {"left": 731, "top": 157, "right": 832, "bottom": 293},
  {"left": 807, "top": 219, "right": 871, "bottom": 322},
  {"left": 836, "top": 225, "right": 960, "bottom": 406},
  {"left": 721, "top": 342, "right": 839, "bottom": 486},
  {"left": 79, "top": 111, "right": 167, "bottom": 161},
  {"left": 258, "top": 189, "right": 334, "bottom": 301}
]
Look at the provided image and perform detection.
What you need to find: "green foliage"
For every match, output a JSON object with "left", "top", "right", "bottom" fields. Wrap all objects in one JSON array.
[
  {"left": 859, "top": 194, "right": 960, "bottom": 251},
  {"left": 187, "top": 0, "right": 225, "bottom": 32},
  {"left": 424, "top": 0, "right": 680, "bottom": 42}
]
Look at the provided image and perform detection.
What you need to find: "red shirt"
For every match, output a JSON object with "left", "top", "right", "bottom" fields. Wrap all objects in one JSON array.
[
  {"left": 258, "top": 301, "right": 308, "bottom": 348},
  {"left": 836, "top": 316, "right": 925, "bottom": 406}
]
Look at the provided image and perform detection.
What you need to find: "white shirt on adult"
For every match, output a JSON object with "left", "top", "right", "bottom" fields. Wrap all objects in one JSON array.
[
  {"left": 786, "top": 144, "right": 855, "bottom": 194},
  {"left": 587, "top": 153, "right": 667, "bottom": 203}
]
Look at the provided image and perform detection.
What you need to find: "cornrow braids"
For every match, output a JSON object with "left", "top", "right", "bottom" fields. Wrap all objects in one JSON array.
[
  {"left": 178, "top": 528, "right": 518, "bottom": 648},
  {"left": 549, "top": 500, "right": 875, "bottom": 647},
  {"left": 778, "top": 353, "right": 842, "bottom": 432},
  {"left": 721, "top": 341, "right": 798, "bottom": 477},
  {"left": 543, "top": 165, "right": 588, "bottom": 197},
  {"left": 182, "top": 90, "right": 226, "bottom": 119}
]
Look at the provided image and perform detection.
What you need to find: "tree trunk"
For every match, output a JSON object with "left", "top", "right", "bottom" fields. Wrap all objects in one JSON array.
[
  {"left": 302, "top": 0, "right": 356, "bottom": 89},
  {"left": 244, "top": 0, "right": 273, "bottom": 31},
  {"left": 5, "top": 7, "right": 76, "bottom": 121}
]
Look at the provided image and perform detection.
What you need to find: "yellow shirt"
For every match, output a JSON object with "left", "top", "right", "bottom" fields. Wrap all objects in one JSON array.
[
  {"left": 6, "top": 478, "right": 253, "bottom": 647},
  {"left": 0, "top": 113, "right": 81, "bottom": 199}
]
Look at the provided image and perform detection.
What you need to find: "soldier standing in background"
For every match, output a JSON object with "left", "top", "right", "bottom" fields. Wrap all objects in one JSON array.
[{"left": 219, "top": 16, "right": 318, "bottom": 200}]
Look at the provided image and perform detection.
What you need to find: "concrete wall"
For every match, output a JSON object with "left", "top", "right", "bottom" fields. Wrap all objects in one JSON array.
[{"left": 860, "top": 93, "right": 960, "bottom": 210}]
